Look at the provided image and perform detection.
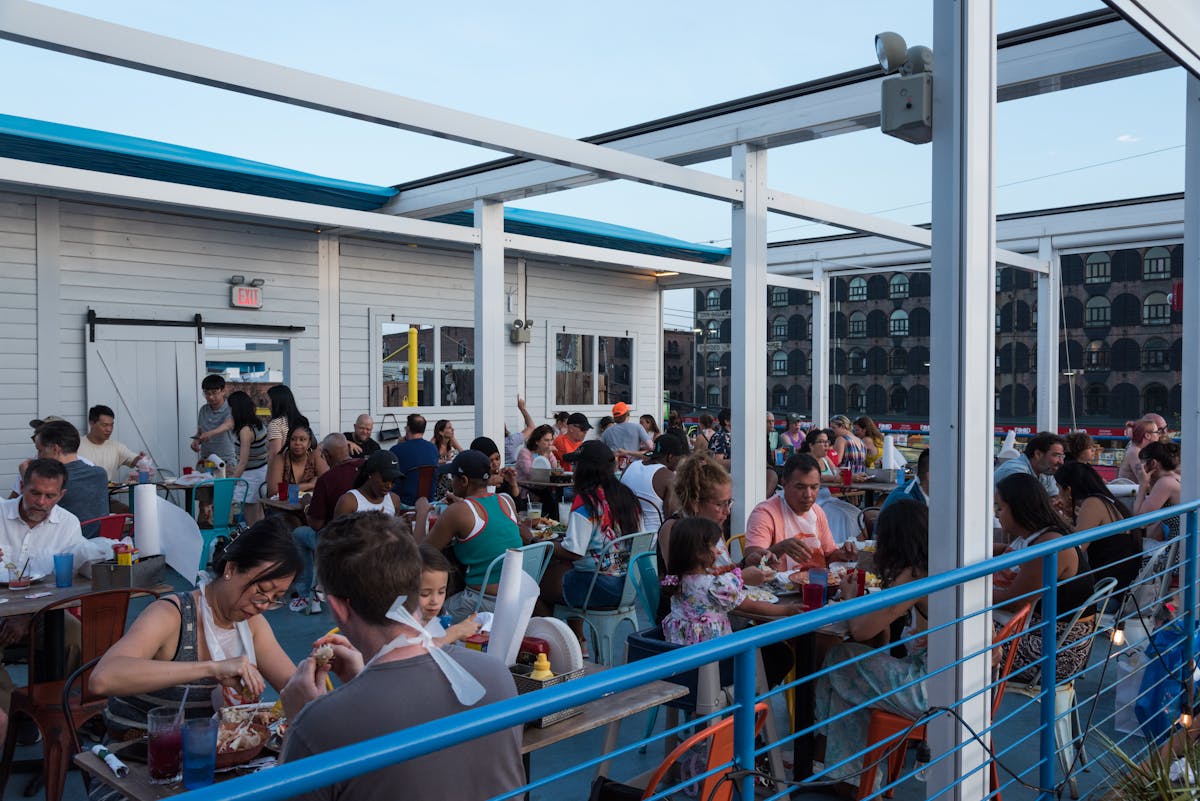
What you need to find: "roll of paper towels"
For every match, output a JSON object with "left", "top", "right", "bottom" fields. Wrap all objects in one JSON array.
[{"left": 133, "top": 483, "right": 163, "bottom": 556}]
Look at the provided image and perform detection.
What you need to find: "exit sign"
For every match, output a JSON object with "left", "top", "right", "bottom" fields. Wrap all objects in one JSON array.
[{"left": 230, "top": 285, "right": 263, "bottom": 309}]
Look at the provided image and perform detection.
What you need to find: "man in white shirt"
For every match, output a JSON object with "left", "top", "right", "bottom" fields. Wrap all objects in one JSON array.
[
  {"left": 0, "top": 459, "right": 106, "bottom": 732},
  {"left": 77, "top": 404, "right": 144, "bottom": 482}
]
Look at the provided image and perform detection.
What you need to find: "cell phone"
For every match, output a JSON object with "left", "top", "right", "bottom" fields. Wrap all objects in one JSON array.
[{"left": 113, "top": 740, "right": 147, "bottom": 764}]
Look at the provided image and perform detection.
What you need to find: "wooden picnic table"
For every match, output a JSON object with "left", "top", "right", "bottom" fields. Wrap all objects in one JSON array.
[{"left": 260, "top": 497, "right": 309, "bottom": 527}]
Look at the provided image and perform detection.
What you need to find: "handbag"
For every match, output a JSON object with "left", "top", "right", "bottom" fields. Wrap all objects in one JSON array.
[{"left": 588, "top": 775, "right": 642, "bottom": 801}]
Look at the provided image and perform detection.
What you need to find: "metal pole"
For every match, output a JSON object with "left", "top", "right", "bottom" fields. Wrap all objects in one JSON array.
[
  {"left": 1035, "top": 238, "right": 1060, "bottom": 433},
  {"left": 1182, "top": 74, "right": 1200, "bottom": 504},
  {"left": 733, "top": 647, "right": 757, "bottom": 801},
  {"left": 1039, "top": 551, "right": 1059, "bottom": 800},
  {"left": 1185, "top": 509, "right": 1198, "bottom": 715},
  {"left": 928, "top": 1, "right": 997, "bottom": 799},
  {"left": 810, "top": 263, "right": 830, "bottom": 428},
  {"left": 473, "top": 199, "right": 505, "bottom": 445}
]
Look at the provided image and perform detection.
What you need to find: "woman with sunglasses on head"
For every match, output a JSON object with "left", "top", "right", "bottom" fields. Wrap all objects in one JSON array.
[
  {"left": 1133, "top": 440, "right": 1182, "bottom": 542},
  {"left": 89, "top": 518, "right": 302, "bottom": 745}
]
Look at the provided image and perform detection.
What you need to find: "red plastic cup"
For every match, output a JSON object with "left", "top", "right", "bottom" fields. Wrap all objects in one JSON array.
[
  {"left": 840, "top": 467, "right": 852, "bottom": 487},
  {"left": 182, "top": 466, "right": 193, "bottom": 475},
  {"left": 803, "top": 582, "right": 826, "bottom": 610},
  {"left": 278, "top": 481, "right": 289, "bottom": 500}
]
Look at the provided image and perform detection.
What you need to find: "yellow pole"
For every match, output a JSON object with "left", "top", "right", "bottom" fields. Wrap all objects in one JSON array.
[{"left": 405, "top": 326, "right": 418, "bottom": 406}]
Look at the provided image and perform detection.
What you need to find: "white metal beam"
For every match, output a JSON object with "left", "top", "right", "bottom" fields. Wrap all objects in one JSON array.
[
  {"left": 730, "top": 145, "right": 769, "bottom": 532},
  {"left": 927, "top": 2, "right": 997, "bottom": 798},
  {"left": 388, "top": 13, "right": 1172, "bottom": 217},
  {"left": 0, "top": 0, "right": 742, "bottom": 205},
  {"left": 1035, "top": 238, "right": 1061, "bottom": 433},
  {"left": 809, "top": 263, "right": 830, "bottom": 429},
  {"left": 474, "top": 200, "right": 506, "bottom": 448},
  {"left": 1105, "top": 0, "right": 1200, "bottom": 77},
  {"left": 317, "top": 231, "right": 341, "bottom": 436},
  {"left": 1182, "top": 73, "right": 1200, "bottom": 503}
]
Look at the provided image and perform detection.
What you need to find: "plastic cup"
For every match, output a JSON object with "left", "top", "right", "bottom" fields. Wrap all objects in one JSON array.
[
  {"left": 558, "top": 501, "right": 572, "bottom": 522},
  {"left": 840, "top": 467, "right": 852, "bottom": 487},
  {"left": 278, "top": 481, "right": 289, "bottom": 500},
  {"left": 183, "top": 466, "right": 194, "bottom": 475},
  {"left": 181, "top": 717, "right": 218, "bottom": 789},
  {"left": 287, "top": 483, "right": 300, "bottom": 503},
  {"left": 53, "top": 553, "right": 73, "bottom": 588},
  {"left": 527, "top": 502, "right": 542, "bottom": 519},
  {"left": 809, "top": 567, "right": 828, "bottom": 588},
  {"left": 147, "top": 707, "right": 182, "bottom": 783},
  {"left": 803, "top": 582, "right": 826, "bottom": 610},
  {"left": 138, "top": 470, "right": 150, "bottom": 483}
]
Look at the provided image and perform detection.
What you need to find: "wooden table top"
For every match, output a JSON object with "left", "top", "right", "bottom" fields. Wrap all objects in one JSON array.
[
  {"left": 0, "top": 578, "right": 171, "bottom": 617},
  {"left": 76, "top": 663, "right": 689, "bottom": 800}
]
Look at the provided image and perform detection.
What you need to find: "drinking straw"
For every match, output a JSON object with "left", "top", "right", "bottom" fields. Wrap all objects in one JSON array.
[{"left": 173, "top": 685, "right": 190, "bottom": 727}]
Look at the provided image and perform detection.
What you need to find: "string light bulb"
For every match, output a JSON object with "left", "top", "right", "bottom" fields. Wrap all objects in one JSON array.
[
  {"left": 1112, "top": 625, "right": 1126, "bottom": 647},
  {"left": 1179, "top": 704, "right": 1193, "bottom": 729}
]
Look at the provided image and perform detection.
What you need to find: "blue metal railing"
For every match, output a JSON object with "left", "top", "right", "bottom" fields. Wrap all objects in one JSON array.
[{"left": 176, "top": 499, "right": 1200, "bottom": 801}]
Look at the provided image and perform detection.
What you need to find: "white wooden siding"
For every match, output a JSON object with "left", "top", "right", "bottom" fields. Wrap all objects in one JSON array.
[{"left": 0, "top": 191, "right": 38, "bottom": 481}]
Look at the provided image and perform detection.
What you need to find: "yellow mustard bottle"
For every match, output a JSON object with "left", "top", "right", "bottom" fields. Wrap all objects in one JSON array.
[{"left": 529, "top": 652, "right": 554, "bottom": 681}]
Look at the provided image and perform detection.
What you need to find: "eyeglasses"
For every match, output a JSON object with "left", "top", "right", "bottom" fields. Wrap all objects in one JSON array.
[
  {"left": 248, "top": 585, "right": 286, "bottom": 610},
  {"left": 705, "top": 498, "right": 734, "bottom": 509}
]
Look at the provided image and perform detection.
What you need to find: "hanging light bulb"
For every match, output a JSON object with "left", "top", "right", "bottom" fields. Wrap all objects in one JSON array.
[
  {"left": 1179, "top": 705, "right": 1193, "bottom": 728},
  {"left": 1112, "top": 625, "right": 1126, "bottom": 646}
]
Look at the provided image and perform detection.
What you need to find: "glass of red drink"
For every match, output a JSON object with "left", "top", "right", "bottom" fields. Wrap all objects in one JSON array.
[{"left": 147, "top": 707, "right": 183, "bottom": 783}]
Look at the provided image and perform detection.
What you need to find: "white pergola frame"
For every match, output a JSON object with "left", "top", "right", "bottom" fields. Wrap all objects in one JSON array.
[{"left": 2, "top": 2, "right": 1199, "bottom": 796}]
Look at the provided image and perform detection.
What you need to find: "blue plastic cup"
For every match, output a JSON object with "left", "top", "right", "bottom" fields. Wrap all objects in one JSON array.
[
  {"left": 53, "top": 553, "right": 73, "bottom": 588},
  {"left": 138, "top": 470, "right": 150, "bottom": 483},
  {"left": 287, "top": 483, "right": 300, "bottom": 503},
  {"left": 181, "top": 717, "right": 218, "bottom": 789}
]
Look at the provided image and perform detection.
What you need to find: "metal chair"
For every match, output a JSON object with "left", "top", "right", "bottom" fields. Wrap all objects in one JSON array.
[
  {"left": 0, "top": 589, "right": 154, "bottom": 801},
  {"left": 553, "top": 530, "right": 654, "bottom": 665},
  {"left": 471, "top": 541, "right": 555, "bottom": 613},
  {"left": 1005, "top": 577, "right": 1121, "bottom": 799},
  {"left": 77, "top": 513, "right": 133, "bottom": 541},
  {"left": 59, "top": 655, "right": 103, "bottom": 796},
  {"left": 856, "top": 602, "right": 1034, "bottom": 801},
  {"left": 196, "top": 477, "right": 249, "bottom": 570},
  {"left": 725, "top": 534, "right": 746, "bottom": 564}
]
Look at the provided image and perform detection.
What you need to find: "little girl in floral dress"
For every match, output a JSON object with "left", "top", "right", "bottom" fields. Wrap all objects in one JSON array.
[{"left": 661, "top": 517, "right": 800, "bottom": 646}]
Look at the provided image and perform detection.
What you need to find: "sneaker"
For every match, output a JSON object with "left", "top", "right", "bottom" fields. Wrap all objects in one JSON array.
[
  {"left": 313, "top": 586, "right": 327, "bottom": 603},
  {"left": 288, "top": 595, "right": 309, "bottom": 613},
  {"left": 308, "top": 597, "right": 322, "bottom": 615}
]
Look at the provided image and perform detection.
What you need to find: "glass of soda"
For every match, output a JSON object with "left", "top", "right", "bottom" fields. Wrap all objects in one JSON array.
[{"left": 147, "top": 707, "right": 183, "bottom": 783}]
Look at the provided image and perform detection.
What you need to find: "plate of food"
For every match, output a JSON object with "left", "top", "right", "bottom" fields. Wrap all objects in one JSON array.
[
  {"left": 215, "top": 721, "right": 269, "bottom": 770},
  {"left": 743, "top": 586, "right": 779, "bottom": 603}
]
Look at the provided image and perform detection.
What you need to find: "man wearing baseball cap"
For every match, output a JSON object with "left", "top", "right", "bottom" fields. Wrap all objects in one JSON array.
[
  {"left": 553, "top": 412, "right": 591, "bottom": 460},
  {"left": 331, "top": 451, "right": 404, "bottom": 518},
  {"left": 414, "top": 450, "right": 525, "bottom": 622},
  {"left": 599, "top": 401, "right": 652, "bottom": 461}
]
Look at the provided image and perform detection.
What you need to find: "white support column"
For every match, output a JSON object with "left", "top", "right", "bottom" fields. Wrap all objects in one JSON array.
[
  {"left": 1183, "top": 74, "right": 1200, "bottom": 503},
  {"left": 730, "top": 144, "right": 769, "bottom": 530},
  {"left": 809, "top": 263, "right": 830, "bottom": 428},
  {"left": 1035, "top": 237, "right": 1060, "bottom": 433},
  {"left": 927, "top": 2, "right": 997, "bottom": 799},
  {"left": 35, "top": 197, "right": 61, "bottom": 420},
  {"left": 317, "top": 231, "right": 341, "bottom": 434},
  {"left": 474, "top": 200, "right": 506, "bottom": 447}
]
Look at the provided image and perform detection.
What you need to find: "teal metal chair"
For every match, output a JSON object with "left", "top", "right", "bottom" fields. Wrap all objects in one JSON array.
[
  {"left": 629, "top": 550, "right": 659, "bottom": 623},
  {"left": 196, "top": 477, "right": 249, "bottom": 571},
  {"left": 553, "top": 530, "right": 654, "bottom": 666},
  {"left": 472, "top": 541, "right": 556, "bottom": 613}
]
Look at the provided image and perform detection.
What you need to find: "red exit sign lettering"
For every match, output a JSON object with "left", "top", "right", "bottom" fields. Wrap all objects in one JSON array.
[{"left": 230, "top": 286, "right": 263, "bottom": 309}]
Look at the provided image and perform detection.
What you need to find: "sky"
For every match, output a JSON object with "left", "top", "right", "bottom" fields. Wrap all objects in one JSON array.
[{"left": 2, "top": 1, "right": 1188, "bottom": 332}]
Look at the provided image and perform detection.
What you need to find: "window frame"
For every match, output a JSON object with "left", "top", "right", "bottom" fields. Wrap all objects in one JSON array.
[
  {"left": 705, "top": 289, "right": 721, "bottom": 310},
  {"left": 371, "top": 311, "right": 478, "bottom": 414},
  {"left": 770, "top": 287, "right": 790, "bottom": 307},
  {"left": 771, "top": 351, "right": 788, "bottom": 376},
  {"left": 889, "top": 274, "right": 910, "bottom": 299},
  {"left": 771, "top": 316, "right": 789, "bottom": 339},
  {"left": 1084, "top": 252, "right": 1111, "bottom": 285},
  {"left": 889, "top": 309, "right": 909, "bottom": 337},
  {"left": 849, "top": 311, "right": 867, "bottom": 339},
  {"left": 1142, "top": 292, "right": 1171, "bottom": 326},
  {"left": 1142, "top": 247, "right": 1170, "bottom": 280},
  {"left": 545, "top": 325, "right": 639, "bottom": 411},
  {"left": 848, "top": 277, "right": 868, "bottom": 302},
  {"left": 1084, "top": 296, "right": 1111, "bottom": 327}
]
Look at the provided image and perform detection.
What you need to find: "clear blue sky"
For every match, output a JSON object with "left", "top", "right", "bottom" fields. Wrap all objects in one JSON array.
[{"left": 2, "top": 1, "right": 1186, "bottom": 330}]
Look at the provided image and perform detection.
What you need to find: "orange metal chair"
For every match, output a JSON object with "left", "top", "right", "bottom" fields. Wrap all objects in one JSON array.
[
  {"left": 855, "top": 602, "right": 1033, "bottom": 801},
  {"left": 640, "top": 702, "right": 769, "bottom": 801},
  {"left": 78, "top": 513, "right": 134, "bottom": 540},
  {"left": 416, "top": 464, "right": 436, "bottom": 500},
  {"left": 0, "top": 588, "right": 156, "bottom": 801}
]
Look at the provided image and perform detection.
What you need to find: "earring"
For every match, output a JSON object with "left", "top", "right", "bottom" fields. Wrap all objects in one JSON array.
[{"left": 224, "top": 573, "right": 232, "bottom": 581}]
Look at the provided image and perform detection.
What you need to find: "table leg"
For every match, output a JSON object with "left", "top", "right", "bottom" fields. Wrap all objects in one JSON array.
[
  {"left": 793, "top": 632, "right": 817, "bottom": 781},
  {"left": 595, "top": 720, "right": 621, "bottom": 779},
  {"left": 36, "top": 610, "right": 66, "bottom": 683}
]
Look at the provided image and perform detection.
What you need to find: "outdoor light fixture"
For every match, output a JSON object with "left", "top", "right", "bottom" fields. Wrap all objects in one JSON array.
[
  {"left": 1111, "top": 623, "right": 1125, "bottom": 646},
  {"left": 875, "top": 31, "right": 933, "bottom": 144},
  {"left": 228, "top": 275, "right": 246, "bottom": 285},
  {"left": 249, "top": 278, "right": 265, "bottom": 287},
  {"left": 1179, "top": 704, "right": 1193, "bottom": 728},
  {"left": 510, "top": 318, "right": 533, "bottom": 345}
]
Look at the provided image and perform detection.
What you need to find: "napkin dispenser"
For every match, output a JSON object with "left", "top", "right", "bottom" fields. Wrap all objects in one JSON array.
[{"left": 92, "top": 554, "right": 165, "bottom": 590}]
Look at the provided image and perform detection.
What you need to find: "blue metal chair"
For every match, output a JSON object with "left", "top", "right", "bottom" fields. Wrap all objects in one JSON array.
[
  {"left": 553, "top": 530, "right": 654, "bottom": 666},
  {"left": 472, "top": 541, "right": 556, "bottom": 613},
  {"left": 196, "top": 477, "right": 249, "bottom": 571},
  {"left": 629, "top": 550, "right": 659, "bottom": 624}
]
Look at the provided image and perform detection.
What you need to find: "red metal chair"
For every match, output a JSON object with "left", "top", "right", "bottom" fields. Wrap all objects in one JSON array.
[
  {"left": 855, "top": 603, "right": 1033, "bottom": 801},
  {"left": 416, "top": 465, "right": 436, "bottom": 500},
  {"left": 639, "top": 702, "right": 769, "bottom": 801},
  {"left": 78, "top": 513, "right": 133, "bottom": 541}
]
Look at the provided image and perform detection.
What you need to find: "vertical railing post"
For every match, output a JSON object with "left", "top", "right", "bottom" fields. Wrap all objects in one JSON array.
[
  {"left": 1038, "top": 551, "right": 1059, "bottom": 800},
  {"left": 733, "top": 647, "right": 757, "bottom": 801},
  {"left": 1184, "top": 510, "right": 1198, "bottom": 710}
]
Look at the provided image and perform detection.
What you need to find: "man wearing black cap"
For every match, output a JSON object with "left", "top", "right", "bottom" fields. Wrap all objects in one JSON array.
[
  {"left": 552, "top": 412, "right": 591, "bottom": 461},
  {"left": 414, "top": 451, "right": 526, "bottom": 622},
  {"left": 332, "top": 451, "right": 403, "bottom": 518},
  {"left": 619, "top": 432, "right": 686, "bottom": 529}
]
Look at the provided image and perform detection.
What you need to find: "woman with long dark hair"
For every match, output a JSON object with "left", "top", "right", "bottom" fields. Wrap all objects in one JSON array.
[
  {"left": 265, "top": 385, "right": 304, "bottom": 477},
  {"left": 227, "top": 390, "right": 267, "bottom": 524},
  {"left": 537, "top": 441, "right": 642, "bottom": 653},
  {"left": 1054, "top": 461, "right": 1140, "bottom": 593},
  {"left": 265, "top": 420, "right": 328, "bottom": 496},
  {"left": 994, "top": 473, "right": 1096, "bottom": 682}
]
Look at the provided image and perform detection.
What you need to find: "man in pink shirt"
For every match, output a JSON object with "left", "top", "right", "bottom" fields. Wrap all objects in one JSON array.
[{"left": 743, "top": 453, "right": 856, "bottom": 571}]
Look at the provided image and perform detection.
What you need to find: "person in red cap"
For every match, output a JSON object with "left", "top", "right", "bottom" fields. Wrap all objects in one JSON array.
[{"left": 600, "top": 401, "right": 652, "bottom": 464}]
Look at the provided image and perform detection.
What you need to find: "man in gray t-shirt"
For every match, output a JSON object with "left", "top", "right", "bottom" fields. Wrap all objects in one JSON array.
[
  {"left": 279, "top": 513, "right": 524, "bottom": 801},
  {"left": 600, "top": 401, "right": 652, "bottom": 459}
]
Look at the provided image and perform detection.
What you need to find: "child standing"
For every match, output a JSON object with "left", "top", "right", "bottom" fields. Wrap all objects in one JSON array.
[
  {"left": 192, "top": 373, "right": 237, "bottom": 466},
  {"left": 661, "top": 517, "right": 800, "bottom": 646},
  {"left": 418, "top": 545, "right": 482, "bottom": 645}
]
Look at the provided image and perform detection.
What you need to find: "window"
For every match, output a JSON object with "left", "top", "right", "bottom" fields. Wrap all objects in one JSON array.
[
  {"left": 380, "top": 321, "right": 437, "bottom": 407},
  {"left": 599, "top": 335, "right": 633, "bottom": 403},
  {"left": 770, "top": 287, "right": 789, "bottom": 306},
  {"left": 1143, "top": 292, "right": 1170, "bottom": 325},
  {"left": 1143, "top": 247, "right": 1171, "bottom": 280},
  {"left": 889, "top": 348, "right": 907, "bottom": 374},
  {"left": 849, "top": 277, "right": 867, "bottom": 301},
  {"left": 848, "top": 385, "right": 866, "bottom": 413},
  {"left": 889, "top": 274, "right": 910, "bottom": 299},
  {"left": 848, "top": 348, "right": 867, "bottom": 375},
  {"left": 555, "top": 333, "right": 595, "bottom": 405},
  {"left": 772, "top": 385, "right": 788, "bottom": 409},
  {"left": 889, "top": 309, "right": 909, "bottom": 337},
  {"left": 849, "top": 311, "right": 866, "bottom": 338},
  {"left": 439, "top": 326, "right": 475, "bottom": 406},
  {"left": 707, "top": 385, "right": 721, "bottom": 406},
  {"left": 1084, "top": 296, "right": 1111, "bottom": 327},
  {"left": 890, "top": 386, "right": 908, "bottom": 413},
  {"left": 1143, "top": 337, "right": 1169, "bottom": 371},
  {"left": 771, "top": 351, "right": 788, "bottom": 376},
  {"left": 772, "top": 316, "right": 788, "bottom": 339},
  {"left": 1144, "top": 383, "right": 1168, "bottom": 415},
  {"left": 1085, "top": 252, "right": 1111, "bottom": 285},
  {"left": 707, "top": 352, "right": 721, "bottom": 376},
  {"left": 1084, "top": 340, "right": 1109, "bottom": 371},
  {"left": 1085, "top": 384, "right": 1108, "bottom": 416},
  {"left": 706, "top": 320, "right": 721, "bottom": 340},
  {"left": 705, "top": 289, "right": 720, "bottom": 310}
]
